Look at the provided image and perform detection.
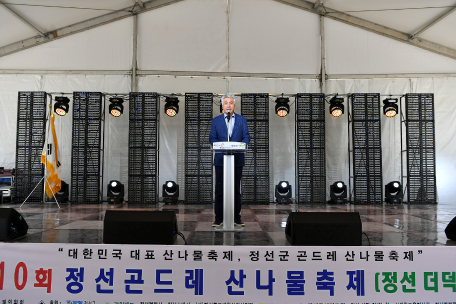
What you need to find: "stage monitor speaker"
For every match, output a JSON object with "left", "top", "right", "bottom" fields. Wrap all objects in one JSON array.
[
  {"left": 0, "top": 208, "right": 28, "bottom": 241},
  {"left": 103, "top": 210, "right": 177, "bottom": 244},
  {"left": 445, "top": 216, "right": 456, "bottom": 241},
  {"left": 285, "top": 212, "right": 362, "bottom": 246}
]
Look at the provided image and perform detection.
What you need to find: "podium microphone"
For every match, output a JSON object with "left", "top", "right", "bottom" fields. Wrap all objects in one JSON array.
[{"left": 226, "top": 109, "right": 231, "bottom": 142}]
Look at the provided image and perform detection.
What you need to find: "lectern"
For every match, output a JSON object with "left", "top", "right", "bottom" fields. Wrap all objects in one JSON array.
[{"left": 212, "top": 141, "right": 247, "bottom": 231}]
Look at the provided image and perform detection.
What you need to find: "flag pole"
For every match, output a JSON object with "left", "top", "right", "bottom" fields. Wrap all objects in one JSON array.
[
  {"left": 43, "top": 96, "right": 60, "bottom": 208},
  {"left": 42, "top": 102, "right": 51, "bottom": 204}
]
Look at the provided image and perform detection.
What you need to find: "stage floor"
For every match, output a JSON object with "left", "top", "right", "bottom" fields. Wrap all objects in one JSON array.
[{"left": 2, "top": 202, "right": 456, "bottom": 246}]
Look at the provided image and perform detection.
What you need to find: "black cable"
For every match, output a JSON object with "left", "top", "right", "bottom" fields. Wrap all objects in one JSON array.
[
  {"left": 177, "top": 231, "right": 187, "bottom": 245},
  {"left": 5, "top": 228, "right": 17, "bottom": 242},
  {"left": 363, "top": 231, "right": 370, "bottom": 246},
  {"left": 324, "top": 93, "right": 338, "bottom": 104},
  {"left": 289, "top": 96, "right": 296, "bottom": 107}
]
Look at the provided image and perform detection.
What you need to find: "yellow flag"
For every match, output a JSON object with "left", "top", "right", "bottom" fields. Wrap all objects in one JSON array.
[{"left": 41, "top": 113, "right": 62, "bottom": 198}]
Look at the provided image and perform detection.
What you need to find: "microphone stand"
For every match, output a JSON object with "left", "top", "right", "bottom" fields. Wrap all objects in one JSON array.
[{"left": 226, "top": 110, "right": 231, "bottom": 142}]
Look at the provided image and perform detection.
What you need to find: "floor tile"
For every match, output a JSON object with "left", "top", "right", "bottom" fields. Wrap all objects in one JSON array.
[
  {"left": 254, "top": 214, "right": 290, "bottom": 222},
  {"left": 177, "top": 221, "right": 197, "bottom": 231},
  {"left": 195, "top": 221, "right": 217, "bottom": 232},
  {"left": 14, "top": 229, "right": 104, "bottom": 244},
  {"left": 242, "top": 222, "right": 263, "bottom": 232},
  {"left": 198, "top": 214, "right": 215, "bottom": 222},
  {"left": 362, "top": 231, "right": 442, "bottom": 246},
  {"left": 259, "top": 221, "right": 287, "bottom": 232},
  {"left": 267, "top": 232, "right": 290, "bottom": 246},
  {"left": 56, "top": 220, "right": 103, "bottom": 230},
  {"left": 361, "top": 222, "right": 404, "bottom": 232},
  {"left": 187, "top": 231, "right": 274, "bottom": 246},
  {"left": 176, "top": 214, "right": 200, "bottom": 221}
]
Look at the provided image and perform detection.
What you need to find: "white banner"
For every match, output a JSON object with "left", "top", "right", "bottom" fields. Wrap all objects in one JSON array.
[{"left": 0, "top": 243, "right": 455, "bottom": 303}]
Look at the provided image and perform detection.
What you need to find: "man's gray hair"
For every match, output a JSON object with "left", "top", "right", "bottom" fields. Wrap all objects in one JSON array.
[{"left": 221, "top": 92, "right": 236, "bottom": 104}]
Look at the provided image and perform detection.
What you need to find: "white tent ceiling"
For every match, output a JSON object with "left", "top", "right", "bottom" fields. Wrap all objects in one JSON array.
[
  {"left": 0, "top": 0, "right": 135, "bottom": 47},
  {"left": 1, "top": 0, "right": 456, "bottom": 60},
  {"left": 324, "top": 0, "right": 456, "bottom": 50}
]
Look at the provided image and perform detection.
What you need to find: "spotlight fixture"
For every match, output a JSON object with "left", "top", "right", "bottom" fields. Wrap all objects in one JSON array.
[
  {"left": 53, "top": 180, "right": 69, "bottom": 203},
  {"left": 54, "top": 96, "right": 70, "bottom": 116},
  {"left": 329, "top": 181, "right": 347, "bottom": 204},
  {"left": 275, "top": 97, "right": 290, "bottom": 117},
  {"left": 163, "top": 181, "right": 179, "bottom": 204},
  {"left": 385, "top": 181, "right": 403, "bottom": 204},
  {"left": 164, "top": 96, "right": 179, "bottom": 117},
  {"left": 275, "top": 181, "right": 292, "bottom": 204},
  {"left": 109, "top": 97, "right": 124, "bottom": 117},
  {"left": 107, "top": 180, "right": 124, "bottom": 204},
  {"left": 329, "top": 96, "right": 344, "bottom": 118},
  {"left": 383, "top": 98, "right": 398, "bottom": 118}
]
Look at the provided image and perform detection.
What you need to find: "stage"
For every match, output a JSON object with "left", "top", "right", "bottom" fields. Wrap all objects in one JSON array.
[{"left": 3, "top": 202, "right": 456, "bottom": 246}]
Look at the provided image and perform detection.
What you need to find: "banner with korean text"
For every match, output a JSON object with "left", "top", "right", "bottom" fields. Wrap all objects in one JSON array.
[{"left": 1, "top": 243, "right": 455, "bottom": 303}]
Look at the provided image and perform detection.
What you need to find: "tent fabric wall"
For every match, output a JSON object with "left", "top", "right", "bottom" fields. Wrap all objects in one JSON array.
[
  {"left": 228, "top": 0, "right": 321, "bottom": 74},
  {"left": 138, "top": 0, "right": 228, "bottom": 72},
  {"left": 0, "top": 0, "right": 455, "bottom": 204},
  {"left": 0, "top": 75, "right": 41, "bottom": 167}
]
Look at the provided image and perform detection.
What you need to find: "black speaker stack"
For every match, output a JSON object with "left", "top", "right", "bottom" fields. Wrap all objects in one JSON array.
[
  {"left": 0, "top": 208, "right": 28, "bottom": 241},
  {"left": 285, "top": 212, "right": 362, "bottom": 246},
  {"left": 103, "top": 210, "right": 178, "bottom": 244},
  {"left": 445, "top": 216, "right": 456, "bottom": 241}
]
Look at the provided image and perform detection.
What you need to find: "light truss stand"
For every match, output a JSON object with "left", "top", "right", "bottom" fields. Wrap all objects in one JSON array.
[
  {"left": 184, "top": 93, "right": 213, "bottom": 204},
  {"left": 213, "top": 148, "right": 245, "bottom": 232},
  {"left": 241, "top": 93, "right": 270, "bottom": 204}
]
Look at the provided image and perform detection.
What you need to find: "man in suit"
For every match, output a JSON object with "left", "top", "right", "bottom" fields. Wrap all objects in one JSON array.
[{"left": 209, "top": 93, "right": 250, "bottom": 227}]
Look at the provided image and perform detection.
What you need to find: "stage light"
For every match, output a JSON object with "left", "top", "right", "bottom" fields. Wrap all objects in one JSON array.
[
  {"left": 54, "top": 96, "right": 70, "bottom": 116},
  {"left": 275, "top": 181, "right": 292, "bottom": 204},
  {"left": 163, "top": 181, "right": 179, "bottom": 204},
  {"left": 329, "top": 96, "right": 344, "bottom": 118},
  {"left": 275, "top": 97, "right": 290, "bottom": 117},
  {"left": 385, "top": 181, "right": 403, "bottom": 204},
  {"left": 53, "top": 180, "right": 69, "bottom": 203},
  {"left": 329, "top": 181, "right": 347, "bottom": 204},
  {"left": 109, "top": 97, "right": 124, "bottom": 117},
  {"left": 383, "top": 98, "right": 398, "bottom": 118},
  {"left": 107, "top": 180, "right": 124, "bottom": 204},
  {"left": 164, "top": 97, "right": 179, "bottom": 117}
]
